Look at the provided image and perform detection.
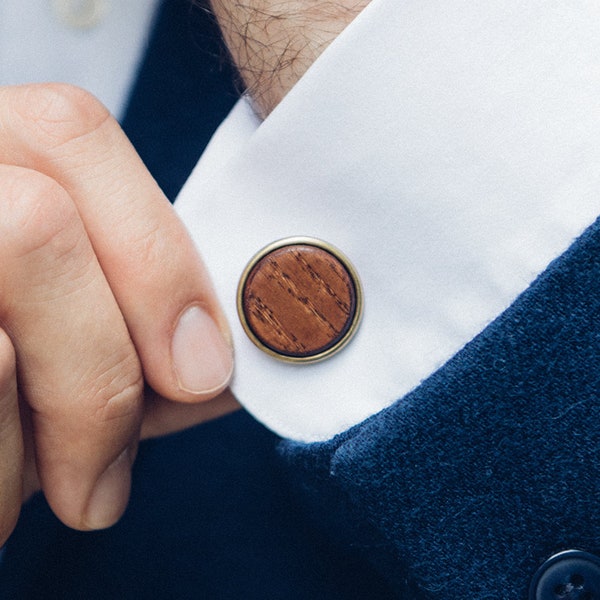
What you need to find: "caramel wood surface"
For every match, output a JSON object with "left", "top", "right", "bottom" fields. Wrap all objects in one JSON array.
[{"left": 241, "top": 244, "right": 357, "bottom": 358}]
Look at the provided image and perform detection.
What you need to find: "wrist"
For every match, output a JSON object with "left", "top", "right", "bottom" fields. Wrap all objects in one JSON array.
[{"left": 209, "top": 0, "right": 369, "bottom": 116}]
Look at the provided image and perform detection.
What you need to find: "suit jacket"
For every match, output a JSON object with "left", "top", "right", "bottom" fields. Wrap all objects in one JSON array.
[{"left": 2, "top": 1, "right": 599, "bottom": 599}]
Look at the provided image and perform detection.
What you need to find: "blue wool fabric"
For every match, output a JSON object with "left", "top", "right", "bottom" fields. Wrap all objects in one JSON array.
[{"left": 281, "top": 217, "right": 600, "bottom": 599}]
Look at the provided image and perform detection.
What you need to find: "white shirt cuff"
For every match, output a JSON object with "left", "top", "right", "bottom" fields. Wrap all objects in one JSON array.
[{"left": 175, "top": 0, "right": 600, "bottom": 442}]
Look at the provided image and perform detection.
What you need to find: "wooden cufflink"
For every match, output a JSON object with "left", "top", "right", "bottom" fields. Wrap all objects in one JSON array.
[{"left": 237, "top": 237, "right": 363, "bottom": 363}]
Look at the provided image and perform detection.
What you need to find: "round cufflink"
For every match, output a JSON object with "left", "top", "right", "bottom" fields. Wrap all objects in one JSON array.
[{"left": 237, "top": 237, "right": 363, "bottom": 363}]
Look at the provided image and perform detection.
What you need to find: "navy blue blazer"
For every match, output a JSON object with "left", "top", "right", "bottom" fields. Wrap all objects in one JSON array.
[{"left": 2, "top": 1, "right": 599, "bottom": 598}]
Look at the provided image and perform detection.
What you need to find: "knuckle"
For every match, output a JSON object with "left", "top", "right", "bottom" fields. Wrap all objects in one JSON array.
[
  {"left": 125, "top": 219, "right": 163, "bottom": 267},
  {"left": 23, "top": 342, "right": 143, "bottom": 439},
  {"left": 0, "top": 168, "right": 81, "bottom": 260},
  {"left": 116, "top": 214, "right": 188, "bottom": 284},
  {"left": 87, "top": 349, "right": 144, "bottom": 426},
  {"left": 13, "top": 83, "right": 110, "bottom": 149}
]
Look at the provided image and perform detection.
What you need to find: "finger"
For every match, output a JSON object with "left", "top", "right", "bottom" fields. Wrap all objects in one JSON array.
[
  {"left": 19, "top": 403, "right": 40, "bottom": 503},
  {"left": 0, "top": 164, "right": 143, "bottom": 531},
  {"left": 141, "top": 388, "right": 241, "bottom": 440},
  {"left": 0, "top": 83, "right": 233, "bottom": 405},
  {"left": 0, "top": 329, "right": 23, "bottom": 546}
]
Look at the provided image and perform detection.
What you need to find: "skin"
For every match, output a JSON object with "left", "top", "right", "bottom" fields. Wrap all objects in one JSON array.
[
  {"left": 0, "top": 83, "right": 238, "bottom": 541},
  {"left": 0, "top": 0, "right": 369, "bottom": 545},
  {"left": 209, "top": 0, "right": 370, "bottom": 117}
]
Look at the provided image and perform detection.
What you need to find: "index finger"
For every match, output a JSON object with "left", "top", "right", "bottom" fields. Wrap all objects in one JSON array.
[{"left": 0, "top": 83, "right": 233, "bottom": 403}]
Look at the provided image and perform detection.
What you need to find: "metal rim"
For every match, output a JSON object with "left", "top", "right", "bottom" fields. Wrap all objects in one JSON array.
[{"left": 236, "top": 236, "right": 364, "bottom": 364}]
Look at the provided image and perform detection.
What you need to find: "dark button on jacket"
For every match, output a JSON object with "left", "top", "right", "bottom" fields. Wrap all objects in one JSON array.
[{"left": 530, "top": 550, "right": 600, "bottom": 600}]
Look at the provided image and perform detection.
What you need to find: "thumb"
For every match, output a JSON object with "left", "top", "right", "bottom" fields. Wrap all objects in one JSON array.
[{"left": 0, "top": 83, "right": 233, "bottom": 402}]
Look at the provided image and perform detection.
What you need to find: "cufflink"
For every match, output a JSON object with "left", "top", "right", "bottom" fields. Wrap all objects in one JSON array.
[{"left": 237, "top": 237, "right": 363, "bottom": 363}]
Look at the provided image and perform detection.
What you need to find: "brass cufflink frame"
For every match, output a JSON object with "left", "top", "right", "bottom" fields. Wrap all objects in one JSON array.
[{"left": 237, "top": 237, "right": 364, "bottom": 364}]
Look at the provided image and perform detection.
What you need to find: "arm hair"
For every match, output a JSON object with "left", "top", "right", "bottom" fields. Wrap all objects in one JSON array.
[{"left": 207, "top": 0, "right": 370, "bottom": 117}]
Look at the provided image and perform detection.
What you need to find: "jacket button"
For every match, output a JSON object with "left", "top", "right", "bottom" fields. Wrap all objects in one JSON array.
[
  {"left": 237, "top": 237, "right": 363, "bottom": 363},
  {"left": 530, "top": 550, "right": 600, "bottom": 600}
]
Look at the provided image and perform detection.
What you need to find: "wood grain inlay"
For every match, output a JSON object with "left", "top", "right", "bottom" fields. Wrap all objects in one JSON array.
[{"left": 241, "top": 244, "right": 357, "bottom": 358}]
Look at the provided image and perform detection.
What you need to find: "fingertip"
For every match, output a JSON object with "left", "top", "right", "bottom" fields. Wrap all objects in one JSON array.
[
  {"left": 170, "top": 304, "right": 234, "bottom": 400},
  {"left": 82, "top": 446, "right": 134, "bottom": 531},
  {"left": 0, "top": 500, "right": 21, "bottom": 549},
  {"left": 0, "top": 329, "right": 23, "bottom": 546},
  {"left": 0, "top": 329, "right": 16, "bottom": 382}
]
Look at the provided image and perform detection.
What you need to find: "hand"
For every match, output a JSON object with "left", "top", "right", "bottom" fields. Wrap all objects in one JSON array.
[
  {"left": 0, "top": 83, "right": 236, "bottom": 545},
  {"left": 209, "top": 0, "right": 370, "bottom": 116}
]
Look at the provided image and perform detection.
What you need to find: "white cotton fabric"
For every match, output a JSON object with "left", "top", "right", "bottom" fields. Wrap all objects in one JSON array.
[{"left": 175, "top": 0, "right": 600, "bottom": 442}]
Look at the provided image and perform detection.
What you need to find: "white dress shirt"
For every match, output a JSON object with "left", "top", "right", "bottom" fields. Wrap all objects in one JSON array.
[{"left": 175, "top": 0, "right": 600, "bottom": 441}]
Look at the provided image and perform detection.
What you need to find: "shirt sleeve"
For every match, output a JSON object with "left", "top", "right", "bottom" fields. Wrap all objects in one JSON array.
[{"left": 175, "top": 0, "right": 600, "bottom": 442}]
